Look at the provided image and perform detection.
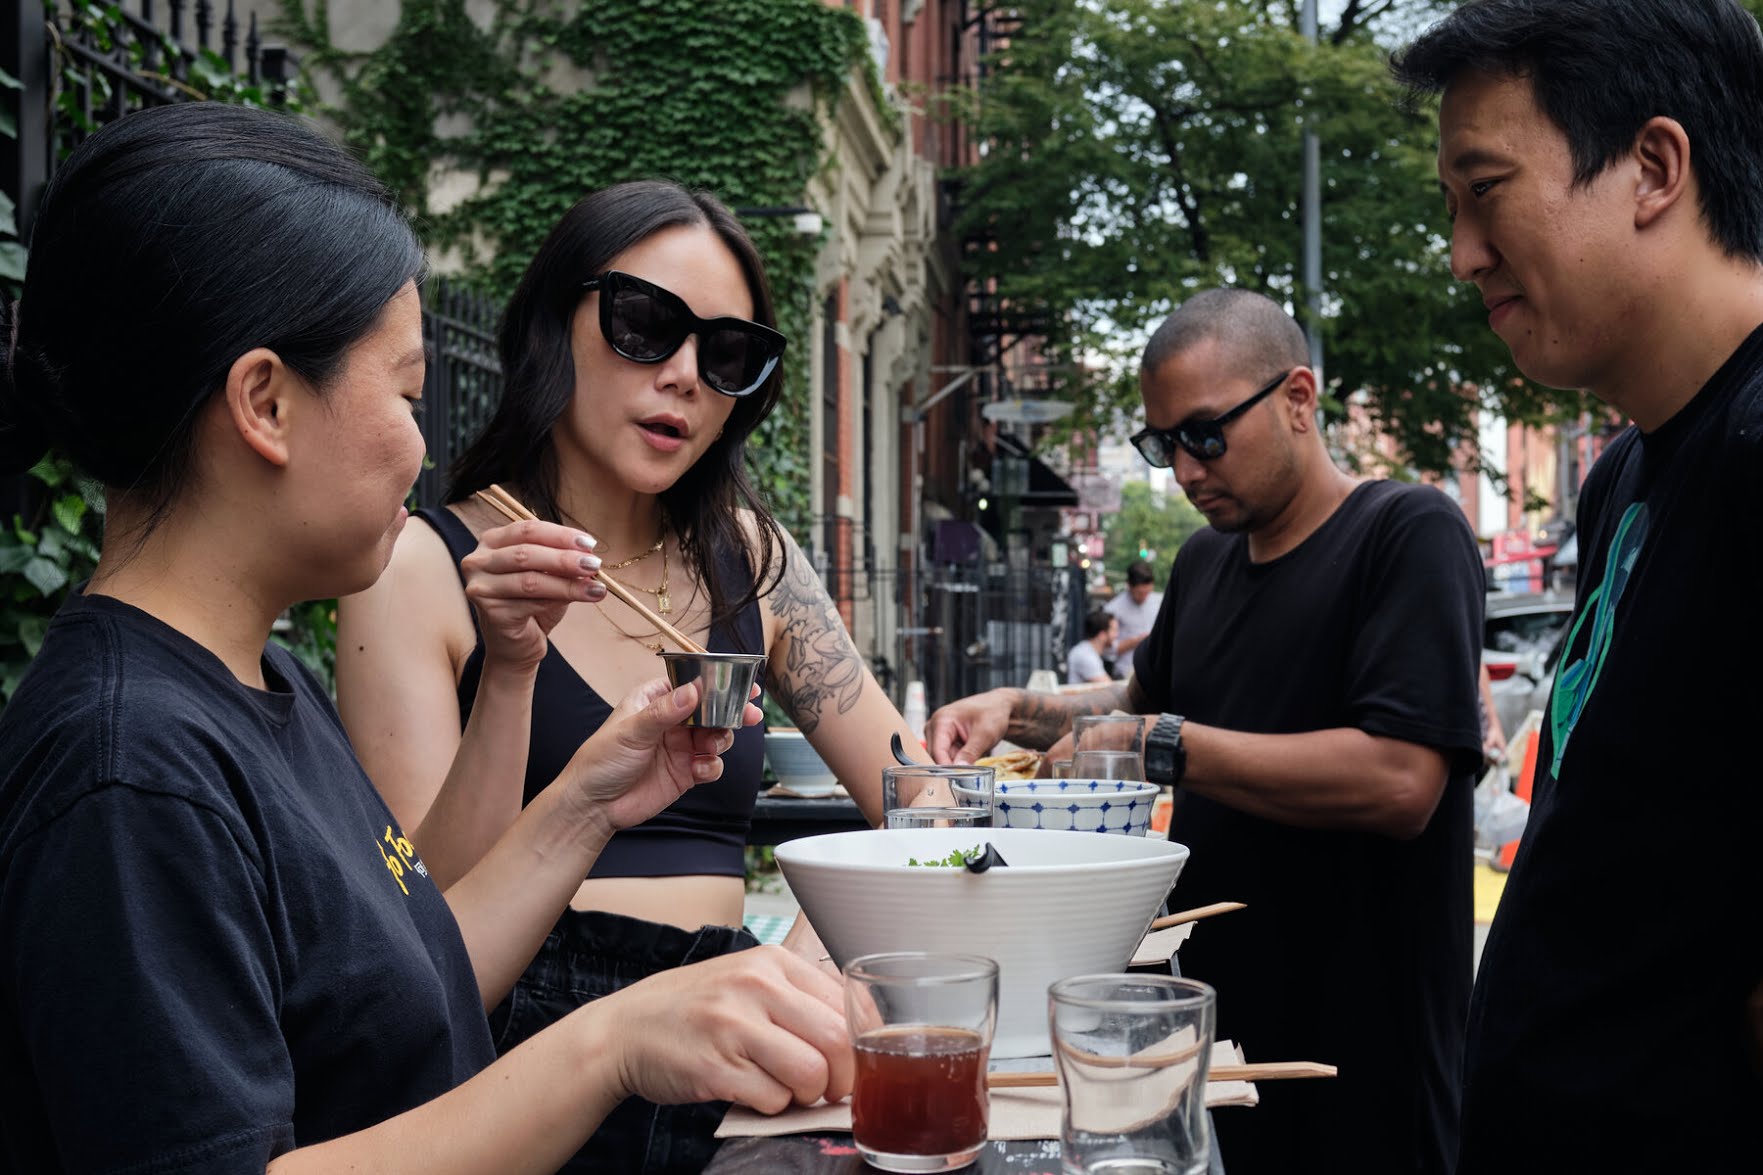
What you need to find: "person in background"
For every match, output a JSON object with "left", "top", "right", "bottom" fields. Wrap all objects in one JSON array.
[
  {"left": 1477, "top": 662, "right": 1507, "bottom": 764},
  {"left": 1066, "top": 608, "right": 1117, "bottom": 684},
  {"left": 336, "top": 180, "right": 916, "bottom": 1172},
  {"left": 0, "top": 102, "right": 849, "bottom": 1174},
  {"left": 926, "top": 289, "right": 1483, "bottom": 1175},
  {"left": 1394, "top": 1, "right": 1763, "bottom": 1168},
  {"left": 1105, "top": 559, "right": 1163, "bottom": 668}
]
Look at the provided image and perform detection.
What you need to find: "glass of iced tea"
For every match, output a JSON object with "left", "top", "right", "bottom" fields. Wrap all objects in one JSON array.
[
  {"left": 882, "top": 764, "right": 995, "bottom": 830},
  {"left": 845, "top": 951, "right": 1000, "bottom": 1173}
]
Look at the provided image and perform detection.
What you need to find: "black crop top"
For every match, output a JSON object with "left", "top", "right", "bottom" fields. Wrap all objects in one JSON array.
[{"left": 416, "top": 507, "right": 767, "bottom": 879}]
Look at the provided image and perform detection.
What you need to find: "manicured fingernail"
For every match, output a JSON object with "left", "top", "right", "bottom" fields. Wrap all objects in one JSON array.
[
  {"left": 575, "top": 533, "right": 597, "bottom": 550},
  {"left": 579, "top": 580, "right": 604, "bottom": 600},
  {"left": 580, "top": 554, "right": 601, "bottom": 571}
]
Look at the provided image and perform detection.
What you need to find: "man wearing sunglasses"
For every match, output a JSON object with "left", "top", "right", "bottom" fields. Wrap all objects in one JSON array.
[{"left": 927, "top": 289, "right": 1484, "bottom": 1175}]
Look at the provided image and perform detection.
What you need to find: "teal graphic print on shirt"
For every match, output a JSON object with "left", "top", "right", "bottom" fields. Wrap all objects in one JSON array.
[{"left": 1549, "top": 501, "right": 1649, "bottom": 779}]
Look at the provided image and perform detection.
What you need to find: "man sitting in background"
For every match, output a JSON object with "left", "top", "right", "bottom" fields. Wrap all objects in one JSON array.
[{"left": 1065, "top": 608, "right": 1116, "bottom": 684}]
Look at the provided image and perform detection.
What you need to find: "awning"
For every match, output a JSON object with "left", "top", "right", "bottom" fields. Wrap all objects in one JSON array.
[
  {"left": 991, "top": 436, "right": 1079, "bottom": 508},
  {"left": 1018, "top": 455, "right": 1079, "bottom": 507}
]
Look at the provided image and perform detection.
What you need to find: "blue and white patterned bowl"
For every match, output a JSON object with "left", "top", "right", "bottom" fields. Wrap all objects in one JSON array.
[{"left": 958, "top": 778, "right": 1159, "bottom": 836}]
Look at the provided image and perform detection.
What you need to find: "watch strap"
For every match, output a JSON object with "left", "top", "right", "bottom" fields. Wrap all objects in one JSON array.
[{"left": 1145, "top": 712, "right": 1187, "bottom": 788}]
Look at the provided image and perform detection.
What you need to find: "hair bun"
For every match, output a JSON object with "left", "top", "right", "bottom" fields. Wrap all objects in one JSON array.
[{"left": 0, "top": 300, "right": 54, "bottom": 476}]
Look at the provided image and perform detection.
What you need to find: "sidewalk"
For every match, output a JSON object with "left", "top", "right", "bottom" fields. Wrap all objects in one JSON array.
[{"left": 741, "top": 871, "right": 801, "bottom": 945}]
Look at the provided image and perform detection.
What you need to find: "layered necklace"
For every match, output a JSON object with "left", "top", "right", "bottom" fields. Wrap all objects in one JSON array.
[
  {"left": 602, "top": 537, "right": 670, "bottom": 614},
  {"left": 559, "top": 512, "right": 682, "bottom": 653}
]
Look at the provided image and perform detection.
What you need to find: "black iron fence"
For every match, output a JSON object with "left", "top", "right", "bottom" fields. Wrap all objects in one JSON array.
[
  {"left": 4, "top": 0, "right": 297, "bottom": 236},
  {"left": 415, "top": 279, "right": 504, "bottom": 509},
  {"left": 829, "top": 559, "right": 1087, "bottom": 712},
  {"left": 1, "top": 0, "right": 298, "bottom": 520}
]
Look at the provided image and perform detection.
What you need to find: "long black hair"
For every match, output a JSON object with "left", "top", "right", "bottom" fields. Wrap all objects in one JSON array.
[
  {"left": 447, "top": 181, "right": 789, "bottom": 640},
  {"left": 0, "top": 102, "right": 425, "bottom": 535}
]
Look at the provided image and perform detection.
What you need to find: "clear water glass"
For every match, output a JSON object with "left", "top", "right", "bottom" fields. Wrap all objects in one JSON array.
[
  {"left": 882, "top": 764, "right": 995, "bottom": 829},
  {"left": 1069, "top": 749, "right": 1146, "bottom": 781},
  {"left": 1071, "top": 714, "right": 1147, "bottom": 781},
  {"left": 1049, "top": 975, "right": 1216, "bottom": 1175}
]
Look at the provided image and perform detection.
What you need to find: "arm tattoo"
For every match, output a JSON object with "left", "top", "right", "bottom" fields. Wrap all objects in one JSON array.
[
  {"left": 1006, "top": 683, "right": 1129, "bottom": 750},
  {"left": 766, "top": 543, "right": 866, "bottom": 735}
]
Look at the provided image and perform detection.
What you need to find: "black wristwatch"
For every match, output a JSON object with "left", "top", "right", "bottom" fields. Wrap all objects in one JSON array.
[{"left": 1145, "top": 713, "right": 1187, "bottom": 788}]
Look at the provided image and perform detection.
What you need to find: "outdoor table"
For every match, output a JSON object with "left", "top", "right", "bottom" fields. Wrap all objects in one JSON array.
[
  {"left": 706, "top": 1129, "right": 1230, "bottom": 1173},
  {"left": 705, "top": 947, "right": 1231, "bottom": 1174},
  {"left": 705, "top": 1136, "right": 1068, "bottom": 1173},
  {"left": 747, "top": 793, "right": 868, "bottom": 847}
]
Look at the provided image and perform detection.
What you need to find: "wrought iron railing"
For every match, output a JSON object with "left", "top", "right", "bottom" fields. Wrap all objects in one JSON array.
[
  {"left": 827, "top": 558, "right": 1085, "bottom": 712},
  {"left": 415, "top": 279, "right": 504, "bottom": 509},
  {"left": 52, "top": 0, "right": 295, "bottom": 135}
]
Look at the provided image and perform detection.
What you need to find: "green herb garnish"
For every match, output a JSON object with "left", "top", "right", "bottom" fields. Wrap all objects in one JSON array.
[{"left": 907, "top": 844, "right": 983, "bottom": 868}]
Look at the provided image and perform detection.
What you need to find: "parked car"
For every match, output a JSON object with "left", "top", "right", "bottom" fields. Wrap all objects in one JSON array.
[{"left": 1483, "top": 591, "right": 1574, "bottom": 740}]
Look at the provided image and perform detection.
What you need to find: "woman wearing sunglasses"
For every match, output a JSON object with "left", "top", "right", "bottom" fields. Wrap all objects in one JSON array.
[
  {"left": 336, "top": 180, "right": 917, "bottom": 1173},
  {"left": 0, "top": 106, "right": 852, "bottom": 1173}
]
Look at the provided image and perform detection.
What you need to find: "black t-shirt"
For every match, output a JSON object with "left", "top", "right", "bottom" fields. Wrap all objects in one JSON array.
[
  {"left": 1459, "top": 328, "right": 1763, "bottom": 1173},
  {"left": 0, "top": 591, "right": 495, "bottom": 1172},
  {"left": 1134, "top": 479, "right": 1483, "bottom": 1175}
]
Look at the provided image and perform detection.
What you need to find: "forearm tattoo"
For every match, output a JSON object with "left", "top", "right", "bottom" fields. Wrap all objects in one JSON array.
[
  {"left": 767, "top": 545, "right": 866, "bottom": 735},
  {"left": 1007, "top": 684, "right": 1128, "bottom": 750}
]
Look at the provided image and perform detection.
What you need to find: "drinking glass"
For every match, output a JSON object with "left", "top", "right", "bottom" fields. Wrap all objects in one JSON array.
[
  {"left": 1049, "top": 975, "right": 1216, "bottom": 1175},
  {"left": 1070, "top": 714, "right": 1147, "bottom": 781},
  {"left": 846, "top": 952, "right": 1000, "bottom": 1173},
  {"left": 882, "top": 764, "right": 995, "bottom": 829}
]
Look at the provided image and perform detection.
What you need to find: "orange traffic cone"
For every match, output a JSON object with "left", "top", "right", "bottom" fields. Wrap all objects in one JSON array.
[{"left": 1497, "top": 714, "right": 1542, "bottom": 870}]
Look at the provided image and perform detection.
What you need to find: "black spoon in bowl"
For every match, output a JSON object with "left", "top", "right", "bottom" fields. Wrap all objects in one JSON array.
[{"left": 962, "top": 843, "right": 1009, "bottom": 873}]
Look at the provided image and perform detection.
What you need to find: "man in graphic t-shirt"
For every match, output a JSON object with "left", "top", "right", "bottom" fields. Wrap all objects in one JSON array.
[
  {"left": 925, "top": 289, "right": 1484, "bottom": 1175},
  {"left": 1394, "top": 2, "right": 1763, "bottom": 1170}
]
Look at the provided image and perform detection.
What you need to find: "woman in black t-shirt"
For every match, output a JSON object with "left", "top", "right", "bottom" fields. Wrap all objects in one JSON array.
[{"left": 0, "top": 102, "right": 850, "bottom": 1174}]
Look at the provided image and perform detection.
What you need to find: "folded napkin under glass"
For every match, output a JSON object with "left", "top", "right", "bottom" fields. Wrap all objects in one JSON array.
[{"left": 717, "top": 1040, "right": 1255, "bottom": 1142}]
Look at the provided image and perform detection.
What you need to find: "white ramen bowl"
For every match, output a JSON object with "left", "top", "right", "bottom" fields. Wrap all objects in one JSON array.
[{"left": 776, "top": 826, "right": 1189, "bottom": 1057}]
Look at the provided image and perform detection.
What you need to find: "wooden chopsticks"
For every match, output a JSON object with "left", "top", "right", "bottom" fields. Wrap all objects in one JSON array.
[
  {"left": 1147, "top": 901, "right": 1247, "bottom": 933},
  {"left": 471, "top": 483, "right": 710, "bottom": 656},
  {"left": 986, "top": 1061, "right": 1336, "bottom": 1089}
]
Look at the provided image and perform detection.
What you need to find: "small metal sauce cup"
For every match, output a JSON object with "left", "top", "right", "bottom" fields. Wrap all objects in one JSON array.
[{"left": 657, "top": 652, "right": 767, "bottom": 728}]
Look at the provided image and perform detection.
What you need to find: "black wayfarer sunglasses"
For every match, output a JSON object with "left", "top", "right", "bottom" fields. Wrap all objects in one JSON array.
[
  {"left": 1129, "top": 368, "right": 1293, "bottom": 467},
  {"left": 582, "top": 270, "right": 787, "bottom": 398}
]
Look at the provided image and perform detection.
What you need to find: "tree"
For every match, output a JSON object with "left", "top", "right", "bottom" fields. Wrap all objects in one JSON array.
[
  {"left": 1100, "top": 480, "right": 1206, "bottom": 589},
  {"left": 954, "top": 0, "right": 1564, "bottom": 477}
]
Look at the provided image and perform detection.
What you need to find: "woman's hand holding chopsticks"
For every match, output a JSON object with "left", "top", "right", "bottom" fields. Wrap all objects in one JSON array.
[{"left": 458, "top": 514, "right": 607, "bottom": 674}]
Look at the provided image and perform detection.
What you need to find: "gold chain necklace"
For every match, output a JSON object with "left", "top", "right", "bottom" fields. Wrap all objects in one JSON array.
[
  {"left": 602, "top": 539, "right": 663, "bottom": 571},
  {"left": 599, "top": 579, "right": 701, "bottom": 652},
  {"left": 613, "top": 541, "right": 671, "bottom": 613},
  {"left": 558, "top": 509, "right": 671, "bottom": 612}
]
